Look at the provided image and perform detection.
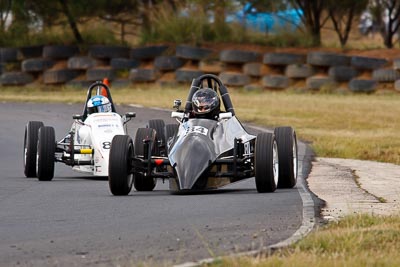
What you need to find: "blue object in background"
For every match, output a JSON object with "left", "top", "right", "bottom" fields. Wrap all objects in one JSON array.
[{"left": 226, "top": 3, "right": 303, "bottom": 33}]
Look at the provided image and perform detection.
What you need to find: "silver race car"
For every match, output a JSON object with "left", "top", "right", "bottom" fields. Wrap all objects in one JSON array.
[{"left": 108, "top": 74, "right": 297, "bottom": 195}]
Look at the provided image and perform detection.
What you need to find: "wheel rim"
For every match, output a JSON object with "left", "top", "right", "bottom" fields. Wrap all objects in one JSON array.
[
  {"left": 24, "top": 147, "right": 27, "bottom": 166},
  {"left": 273, "top": 140, "right": 279, "bottom": 186},
  {"left": 127, "top": 143, "right": 134, "bottom": 187},
  {"left": 292, "top": 136, "right": 298, "bottom": 179},
  {"left": 36, "top": 148, "right": 39, "bottom": 175}
]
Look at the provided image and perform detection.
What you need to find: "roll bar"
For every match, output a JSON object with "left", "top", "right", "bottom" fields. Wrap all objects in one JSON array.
[
  {"left": 184, "top": 74, "right": 235, "bottom": 116},
  {"left": 81, "top": 81, "right": 117, "bottom": 120}
]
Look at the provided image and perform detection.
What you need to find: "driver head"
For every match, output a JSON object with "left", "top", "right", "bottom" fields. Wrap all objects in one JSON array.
[{"left": 192, "top": 88, "right": 220, "bottom": 119}]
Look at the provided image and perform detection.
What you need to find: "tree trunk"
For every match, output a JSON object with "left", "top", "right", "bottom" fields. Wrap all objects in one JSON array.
[{"left": 58, "top": 0, "right": 83, "bottom": 44}]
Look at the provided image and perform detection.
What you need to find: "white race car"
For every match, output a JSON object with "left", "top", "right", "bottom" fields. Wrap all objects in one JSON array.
[{"left": 23, "top": 81, "right": 136, "bottom": 181}]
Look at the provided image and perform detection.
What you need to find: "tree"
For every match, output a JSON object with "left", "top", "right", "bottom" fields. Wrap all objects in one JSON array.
[
  {"left": 26, "top": 0, "right": 102, "bottom": 44},
  {"left": 327, "top": 0, "right": 369, "bottom": 47},
  {"left": 97, "top": 0, "right": 141, "bottom": 43},
  {"left": 369, "top": 0, "right": 400, "bottom": 48},
  {"left": 0, "top": 0, "right": 12, "bottom": 33},
  {"left": 290, "top": 0, "right": 329, "bottom": 46}
]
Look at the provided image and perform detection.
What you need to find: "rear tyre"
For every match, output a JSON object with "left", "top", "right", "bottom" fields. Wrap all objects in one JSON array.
[
  {"left": 108, "top": 135, "right": 134, "bottom": 196},
  {"left": 24, "top": 121, "right": 44, "bottom": 177},
  {"left": 36, "top": 126, "right": 56, "bottom": 181},
  {"left": 165, "top": 124, "right": 179, "bottom": 153},
  {"left": 255, "top": 133, "right": 278, "bottom": 193},
  {"left": 274, "top": 127, "right": 298, "bottom": 188},
  {"left": 134, "top": 128, "right": 157, "bottom": 191},
  {"left": 147, "top": 119, "right": 166, "bottom": 156}
]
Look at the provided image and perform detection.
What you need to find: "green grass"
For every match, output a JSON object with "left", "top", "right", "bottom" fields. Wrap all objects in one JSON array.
[{"left": 209, "top": 214, "right": 400, "bottom": 267}]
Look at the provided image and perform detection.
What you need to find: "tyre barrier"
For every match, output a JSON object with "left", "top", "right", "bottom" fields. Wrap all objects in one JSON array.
[
  {"left": 285, "top": 64, "right": 315, "bottom": 78},
  {"left": 198, "top": 60, "right": 224, "bottom": 73},
  {"left": 349, "top": 79, "right": 377, "bottom": 93},
  {"left": 307, "top": 52, "right": 350, "bottom": 67},
  {"left": 395, "top": 79, "right": 400, "bottom": 92},
  {"left": 219, "top": 72, "right": 251, "bottom": 86},
  {"left": 129, "top": 68, "right": 160, "bottom": 82},
  {"left": 176, "top": 45, "right": 213, "bottom": 60},
  {"left": 0, "top": 48, "right": 19, "bottom": 62},
  {"left": 87, "top": 67, "right": 116, "bottom": 81},
  {"left": 43, "top": 45, "right": 79, "bottom": 59},
  {"left": 243, "top": 63, "right": 264, "bottom": 77},
  {"left": 175, "top": 69, "right": 204, "bottom": 83},
  {"left": 0, "top": 44, "right": 399, "bottom": 93},
  {"left": 20, "top": 45, "right": 43, "bottom": 59},
  {"left": 328, "top": 66, "right": 358, "bottom": 82},
  {"left": 263, "top": 53, "right": 306, "bottom": 66},
  {"left": 89, "top": 45, "right": 130, "bottom": 59},
  {"left": 68, "top": 56, "right": 99, "bottom": 70},
  {"left": 154, "top": 56, "right": 185, "bottom": 71},
  {"left": 262, "top": 75, "right": 290, "bottom": 89},
  {"left": 372, "top": 69, "right": 400, "bottom": 82},
  {"left": 306, "top": 76, "right": 336, "bottom": 90},
  {"left": 43, "top": 69, "right": 81, "bottom": 84},
  {"left": 130, "top": 45, "right": 169, "bottom": 60},
  {"left": 351, "top": 56, "right": 388, "bottom": 70},
  {"left": 220, "top": 50, "right": 261, "bottom": 64},
  {"left": 0, "top": 72, "right": 34, "bottom": 85},
  {"left": 110, "top": 58, "right": 140, "bottom": 70},
  {"left": 22, "top": 58, "right": 55, "bottom": 73}
]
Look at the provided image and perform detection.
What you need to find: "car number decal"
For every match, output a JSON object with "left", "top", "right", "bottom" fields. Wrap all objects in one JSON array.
[{"left": 185, "top": 126, "right": 208, "bottom": 136}]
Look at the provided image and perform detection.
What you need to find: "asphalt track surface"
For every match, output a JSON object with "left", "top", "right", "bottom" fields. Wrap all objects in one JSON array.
[{"left": 0, "top": 102, "right": 314, "bottom": 266}]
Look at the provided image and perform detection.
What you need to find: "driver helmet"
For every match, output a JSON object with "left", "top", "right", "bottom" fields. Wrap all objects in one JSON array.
[
  {"left": 87, "top": 95, "right": 112, "bottom": 114},
  {"left": 192, "top": 88, "right": 220, "bottom": 119}
]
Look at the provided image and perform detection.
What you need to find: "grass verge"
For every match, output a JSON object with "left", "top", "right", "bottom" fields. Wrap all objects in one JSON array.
[{"left": 210, "top": 213, "right": 400, "bottom": 267}]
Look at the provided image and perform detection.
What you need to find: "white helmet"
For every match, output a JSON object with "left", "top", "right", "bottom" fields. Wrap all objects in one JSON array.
[{"left": 87, "top": 95, "right": 112, "bottom": 114}]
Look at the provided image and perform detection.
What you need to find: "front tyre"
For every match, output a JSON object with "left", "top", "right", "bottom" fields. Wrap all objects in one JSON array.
[
  {"left": 134, "top": 128, "right": 157, "bottom": 191},
  {"left": 255, "top": 133, "right": 279, "bottom": 193},
  {"left": 24, "top": 121, "right": 44, "bottom": 177},
  {"left": 274, "top": 127, "right": 298, "bottom": 188},
  {"left": 108, "top": 135, "right": 134, "bottom": 196},
  {"left": 36, "top": 126, "right": 56, "bottom": 181}
]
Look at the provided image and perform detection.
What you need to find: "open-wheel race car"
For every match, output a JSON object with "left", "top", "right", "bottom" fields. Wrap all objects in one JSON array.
[
  {"left": 108, "top": 74, "right": 297, "bottom": 195},
  {"left": 23, "top": 81, "right": 136, "bottom": 181}
]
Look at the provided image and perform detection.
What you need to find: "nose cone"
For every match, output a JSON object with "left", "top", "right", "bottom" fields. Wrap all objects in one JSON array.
[{"left": 171, "top": 135, "right": 216, "bottom": 190}]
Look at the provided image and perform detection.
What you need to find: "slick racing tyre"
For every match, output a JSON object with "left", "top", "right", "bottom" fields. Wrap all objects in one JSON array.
[
  {"left": 255, "top": 133, "right": 278, "bottom": 193},
  {"left": 108, "top": 135, "right": 134, "bottom": 196},
  {"left": 274, "top": 127, "right": 298, "bottom": 188},
  {"left": 36, "top": 126, "right": 56, "bottom": 181},
  {"left": 134, "top": 128, "right": 157, "bottom": 191},
  {"left": 148, "top": 119, "right": 166, "bottom": 156},
  {"left": 24, "top": 121, "right": 44, "bottom": 177}
]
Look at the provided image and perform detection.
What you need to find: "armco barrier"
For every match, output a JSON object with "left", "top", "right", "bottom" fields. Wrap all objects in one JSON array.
[{"left": 0, "top": 44, "right": 398, "bottom": 93}]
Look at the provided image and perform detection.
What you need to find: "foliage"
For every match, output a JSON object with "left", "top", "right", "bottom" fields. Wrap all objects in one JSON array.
[{"left": 327, "top": 0, "right": 369, "bottom": 47}]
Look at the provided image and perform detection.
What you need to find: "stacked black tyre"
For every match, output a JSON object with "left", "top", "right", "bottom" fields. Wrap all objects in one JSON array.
[{"left": 108, "top": 135, "right": 135, "bottom": 195}]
